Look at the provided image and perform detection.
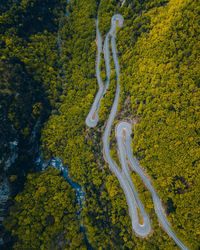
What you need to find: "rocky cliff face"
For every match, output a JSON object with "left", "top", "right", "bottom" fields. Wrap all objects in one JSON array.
[{"left": 0, "top": 125, "right": 41, "bottom": 246}]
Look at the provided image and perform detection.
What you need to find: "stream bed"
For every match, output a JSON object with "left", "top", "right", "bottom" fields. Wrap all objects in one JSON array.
[
  {"left": 35, "top": 155, "right": 85, "bottom": 214},
  {"left": 35, "top": 154, "right": 90, "bottom": 247}
]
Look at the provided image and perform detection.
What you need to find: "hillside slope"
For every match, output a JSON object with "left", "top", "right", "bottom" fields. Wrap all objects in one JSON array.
[{"left": 118, "top": 0, "right": 200, "bottom": 248}]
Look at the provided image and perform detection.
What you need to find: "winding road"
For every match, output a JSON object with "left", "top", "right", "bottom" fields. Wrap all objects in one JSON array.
[
  {"left": 116, "top": 122, "right": 188, "bottom": 249},
  {"left": 85, "top": 18, "right": 103, "bottom": 127},
  {"left": 86, "top": 13, "right": 189, "bottom": 249}
]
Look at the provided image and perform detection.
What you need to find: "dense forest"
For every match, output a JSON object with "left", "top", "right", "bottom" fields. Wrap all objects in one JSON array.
[
  {"left": 0, "top": 0, "right": 66, "bottom": 176},
  {"left": 118, "top": 0, "right": 200, "bottom": 248},
  {"left": 1, "top": 0, "right": 199, "bottom": 249},
  {"left": 3, "top": 168, "right": 86, "bottom": 249},
  {"left": 0, "top": 0, "right": 68, "bottom": 247}
]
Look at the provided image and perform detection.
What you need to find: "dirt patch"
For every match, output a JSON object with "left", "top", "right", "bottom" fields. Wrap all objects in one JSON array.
[
  {"left": 137, "top": 207, "right": 144, "bottom": 225},
  {"left": 92, "top": 111, "right": 96, "bottom": 120},
  {"left": 122, "top": 129, "right": 126, "bottom": 143}
]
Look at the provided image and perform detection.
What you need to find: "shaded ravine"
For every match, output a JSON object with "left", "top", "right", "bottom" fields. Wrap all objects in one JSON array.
[
  {"left": 86, "top": 13, "right": 189, "bottom": 249},
  {"left": 35, "top": 156, "right": 91, "bottom": 247},
  {"left": 0, "top": 0, "right": 87, "bottom": 247},
  {"left": 35, "top": 157, "right": 85, "bottom": 211},
  {"left": 34, "top": 1, "right": 90, "bottom": 245}
]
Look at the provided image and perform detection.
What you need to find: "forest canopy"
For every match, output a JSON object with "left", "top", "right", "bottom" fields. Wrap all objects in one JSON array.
[
  {"left": 1, "top": 0, "right": 200, "bottom": 249},
  {"left": 117, "top": 0, "right": 200, "bottom": 248},
  {"left": 3, "top": 168, "right": 86, "bottom": 249}
]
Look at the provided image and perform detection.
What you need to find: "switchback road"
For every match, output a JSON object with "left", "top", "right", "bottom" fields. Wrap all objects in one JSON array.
[{"left": 86, "top": 13, "right": 188, "bottom": 249}]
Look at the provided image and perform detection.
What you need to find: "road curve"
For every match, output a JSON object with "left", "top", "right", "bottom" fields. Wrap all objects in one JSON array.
[
  {"left": 116, "top": 122, "right": 189, "bottom": 249},
  {"left": 102, "top": 14, "right": 151, "bottom": 237},
  {"left": 85, "top": 18, "right": 104, "bottom": 127},
  {"left": 85, "top": 13, "right": 189, "bottom": 249}
]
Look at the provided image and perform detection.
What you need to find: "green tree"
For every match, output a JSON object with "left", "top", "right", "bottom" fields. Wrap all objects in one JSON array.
[{"left": 3, "top": 168, "right": 86, "bottom": 249}]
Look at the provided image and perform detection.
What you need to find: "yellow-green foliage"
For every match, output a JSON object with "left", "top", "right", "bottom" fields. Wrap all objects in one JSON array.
[
  {"left": 3, "top": 168, "right": 86, "bottom": 249},
  {"left": 3, "top": 0, "right": 195, "bottom": 249},
  {"left": 100, "top": 53, "right": 107, "bottom": 82},
  {"left": 99, "top": 70, "right": 116, "bottom": 121},
  {"left": 41, "top": 0, "right": 199, "bottom": 249},
  {"left": 98, "top": 0, "right": 119, "bottom": 37},
  {"left": 118, "top": 0, "right": 200, "bottom": 248}
]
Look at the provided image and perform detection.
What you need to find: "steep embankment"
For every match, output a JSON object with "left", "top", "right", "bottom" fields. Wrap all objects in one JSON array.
[
  {"left": 0, "top": 0, "right": 67, "bottom": 246},
  {"left": 117, "top": 0, "right": 200, "bottom": 248}
]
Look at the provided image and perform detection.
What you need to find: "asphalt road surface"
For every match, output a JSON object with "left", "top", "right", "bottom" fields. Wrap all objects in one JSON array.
[{"left": 86, "top": 13, "right": 189, "bottom": 249}]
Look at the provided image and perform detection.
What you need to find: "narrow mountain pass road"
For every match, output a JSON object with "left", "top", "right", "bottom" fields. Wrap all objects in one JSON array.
[
  {"left": 85, "top": 13, "right": 189, "bottom": 249},
  {"left": 116, "top": 122, "right": 189, "bottom": 249},
  {"left": 102, "top": 14, "right": 151, "bottom": 237},
  {"left": 85, "top": 18, "right": 103, "bottom": 127}
]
